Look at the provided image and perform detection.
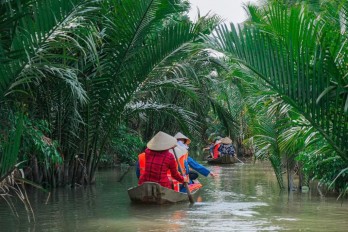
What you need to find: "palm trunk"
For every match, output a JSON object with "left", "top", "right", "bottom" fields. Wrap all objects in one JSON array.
[
  {"left": 31, "top": 156, "right": 40, "bottom": 184},
  {"left": 269, "top": 155, "right": 285, "bottom": 189},
  {"left": 63, "top": 159, "right": 70, "bottom": 186}
]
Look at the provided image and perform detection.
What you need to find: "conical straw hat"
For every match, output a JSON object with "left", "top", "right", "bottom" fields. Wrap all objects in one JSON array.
[
  {"left": 221, "top": 137, "right": 232, "bottom": 144},
  {"left": 174, "top": 132, "right": 191, "bottom": 144},
  {"left": 147, "top": 131, "right": 177, "bottom": 151},
  {"left": 169, "top": 146, "right": 188, "bottom": 159}
]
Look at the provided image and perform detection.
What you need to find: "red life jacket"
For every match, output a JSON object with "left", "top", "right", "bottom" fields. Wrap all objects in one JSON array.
[
  {"left": 213, "top": 144, "right": 221, "bottom": 159},
  {"left": 138, "top": 152, "right": 146, "bottom": 178}
]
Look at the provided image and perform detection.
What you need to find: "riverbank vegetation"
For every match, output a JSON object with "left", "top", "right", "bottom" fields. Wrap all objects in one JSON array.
[
  {"left": 1, "top": 0, "right": 347, "bottom": 210},
  {"left": 211, "top": 0, "right": 348, "bottom": 194},
  {"left": 0, "top": 0, "right": 235, "bottom": 189}
]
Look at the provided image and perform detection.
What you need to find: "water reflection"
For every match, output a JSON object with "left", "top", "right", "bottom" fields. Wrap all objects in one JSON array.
[{"left": 0, "top": 162, "right": 348, "bottom": 231}]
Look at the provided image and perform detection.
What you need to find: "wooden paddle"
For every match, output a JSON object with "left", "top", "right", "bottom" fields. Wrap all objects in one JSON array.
[
  {"left": 235, "top": 156, "right": 245, "bottom": 164},
  {"left": 117, "top": 165, "right": 131, "bottom": 182},
  {"left": 172, "top": 148, "right": 194, "bottom": 204}
]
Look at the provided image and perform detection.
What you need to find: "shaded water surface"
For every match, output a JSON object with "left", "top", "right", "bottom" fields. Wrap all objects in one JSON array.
[{"left": 1, "top": 162, "right": 347, "bottom": 231}]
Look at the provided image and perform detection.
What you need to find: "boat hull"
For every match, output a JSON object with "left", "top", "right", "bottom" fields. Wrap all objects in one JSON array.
[
  {"left": 128, "top": 182, "right": 200, "bottom": 204},
  {"left": 207, "top": 155, "right": 237, "bottom": 164}
]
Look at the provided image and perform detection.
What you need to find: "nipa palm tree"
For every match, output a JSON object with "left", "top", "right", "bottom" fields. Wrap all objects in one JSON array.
[
  {"left": 210, "top": 0, "right": 348, "bottom": 161},
  {"left": 1, "top": 0, "right": 225, "bottom": 187},
  {"left": 0, "top": 0, "right": 99, "bottom": 185}
]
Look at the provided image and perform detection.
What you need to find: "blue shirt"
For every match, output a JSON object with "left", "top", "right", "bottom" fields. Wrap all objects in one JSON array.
[
  {"left": 186, "top": 157, "right": 210, "bottom": 177},
  {"left": 180, "top": 157, "right": 211, "bottom": 193}
]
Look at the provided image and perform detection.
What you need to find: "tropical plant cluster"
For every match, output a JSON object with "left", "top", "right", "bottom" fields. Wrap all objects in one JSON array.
[
  {"left": 211, "top": 0, "right": 348, "bottom": 195},
  {"left": 0, "top": 0, "right": 236, "bottom": 191},
  {"left": 1, "top": 0, "right": 347, "bottom": 203}
]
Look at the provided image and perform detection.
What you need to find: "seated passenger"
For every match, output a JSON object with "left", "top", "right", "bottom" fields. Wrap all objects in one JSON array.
[
  {"left": 138, "top": 131, "right": 188, "bottom": 189},
  {"left": 135, "top": 151, "right": 145, "bottom": 179},
  {"left": 174, "top": 132, "right": 217, "bottom": 179},
  {"left": 212, "top": 137, "right": 221, "bottom": 159},
  {"left": 174, "top": 132, "right": 190, "bottom": 150},
  {"left": 169, "top": 146, "right": 188, "bottom": 191},
  {"left": 218, "top": 137, "right": 235, "bottom": 157},
  {"left": 202, "top": 141, "right": 214, "bottom": 159}
]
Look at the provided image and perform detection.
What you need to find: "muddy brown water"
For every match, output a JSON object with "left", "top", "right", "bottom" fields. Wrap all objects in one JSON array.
[{"left": 0, "top": 162, "right": 347, "bottom": 231}]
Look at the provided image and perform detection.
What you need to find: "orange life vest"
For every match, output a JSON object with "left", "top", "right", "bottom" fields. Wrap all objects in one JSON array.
[
  {"left": 213, "top": 144, "right": 221, "bottom": 159},
  {"left": 171, "top": 152, "right": 204, "bottom": 193},
  {"left": 138, "top": 152, "right": 146, "bottom": 178},
  {"left": 170, "top": 152, "right": 189, "bottom": 192},
  {"left": 178, "top": 153, "right": 188, "bottom": 175},
  {"left": 188, "top": 182, "right": 203, "bottom": 192}
]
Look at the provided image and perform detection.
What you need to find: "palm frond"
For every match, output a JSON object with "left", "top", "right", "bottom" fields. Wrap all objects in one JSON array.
[
  {"left": 210, "top": 2, "right": 348, "bottom": 157},
  {"left": 0, "top": 0, "right": 99, "bottom": 101},
  {"left": 123, "top": 101, "right": 199, "bottom": 134},
  {"left": 209, "top": 98, "right": 239, "bottom": 137},
  {"left": 0, "top": 113, "right": 24, "bottom": 179}
]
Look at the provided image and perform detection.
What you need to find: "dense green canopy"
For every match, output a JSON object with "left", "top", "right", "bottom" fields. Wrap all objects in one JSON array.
[{"left": 1, "top": 0, "right": 347, "bottom": 198}]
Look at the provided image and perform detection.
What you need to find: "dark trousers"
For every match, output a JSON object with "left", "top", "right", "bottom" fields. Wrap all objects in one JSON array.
[{"left": 189, "top": 171, "right": 198, "bottom": 180}]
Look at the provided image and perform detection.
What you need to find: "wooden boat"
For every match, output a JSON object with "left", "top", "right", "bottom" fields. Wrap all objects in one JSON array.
[
  {"left": 207, "top": 155, "right": 237, "bottom": 164},
  {"left": 128, "top": 182, "right": 201, "bottom": 204}
]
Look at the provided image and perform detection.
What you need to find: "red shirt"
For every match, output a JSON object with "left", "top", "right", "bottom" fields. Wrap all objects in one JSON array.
[{"left": 138, "top": 148, "right": 184, "bottom": 189}]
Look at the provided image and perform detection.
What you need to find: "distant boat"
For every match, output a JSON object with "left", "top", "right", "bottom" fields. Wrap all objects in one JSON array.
[
  {"left": 128, "top": 182, "right": 201, "bottom": 204},
  {"left": 207, "top": 155, "right": 237, "bottom": 164}
]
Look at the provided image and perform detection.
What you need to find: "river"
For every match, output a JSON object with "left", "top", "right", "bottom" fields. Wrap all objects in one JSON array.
[{"left": 0, "top": 162, "right": 347, "bottom": 231}]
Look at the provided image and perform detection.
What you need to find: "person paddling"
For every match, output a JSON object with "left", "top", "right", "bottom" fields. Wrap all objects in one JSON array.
[
  {"left": 138, "top": 131, "right": 188, "bottom": 190},
  {"left": 174, "top": 132, "right": 217, "bottom": 182}
]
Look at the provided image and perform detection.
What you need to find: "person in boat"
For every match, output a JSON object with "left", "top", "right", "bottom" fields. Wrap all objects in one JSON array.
[
  {"left": 202, "top": 141, "right": 214, "bottom": 158},
  {"left": 168, "top": 146, "right": 192, "bottom": 192},
  {"left": 218, "top": 137, "right": 235, "bottom": 157},
  {"left": 135, "top": 145, "right": 147, "bottom": 179},
  {"left": 136, "top": 146, "right": 184, "bottom": 191},
  {"left": 174, "top": 132, "right": 216, "bottom": 181},
  {"left": 212, "top": 137, "right": 222, "bottom": 159},
  {"left": 138, "top": 131, "right": 188, "bottom": 190},
  {"left": 203, "top": 136, "right": 221, "bottom": 159}
]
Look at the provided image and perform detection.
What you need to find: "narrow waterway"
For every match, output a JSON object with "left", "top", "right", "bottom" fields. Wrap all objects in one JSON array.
[{"left": 1, "top": 162, "right": 347, "bottom": 231}]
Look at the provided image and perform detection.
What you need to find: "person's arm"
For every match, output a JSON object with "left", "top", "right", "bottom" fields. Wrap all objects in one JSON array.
[
  {"left": 168, "top": 155, "right": 185, "bottom": 183},
  {"left": 187, "top": 157, "right": 210, "bottom": 177},
  {"left": 209, "top": 145, "right": 214, "bottom": 156}
]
